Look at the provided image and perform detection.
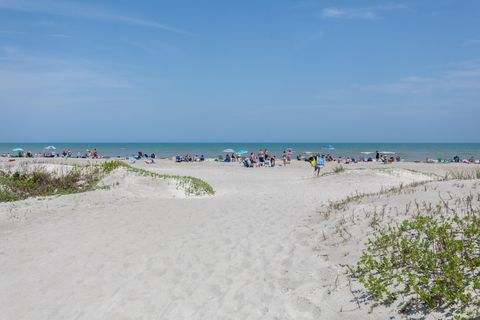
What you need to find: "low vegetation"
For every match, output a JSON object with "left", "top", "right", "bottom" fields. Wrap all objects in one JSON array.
[
  {"left": 446, "top": 168, "right": 480, "bottom": 180},
  {"left": 349, "top": 211, "right": 480, "bottom": 319},
  {"left": 0, "top": 166, "right": 101, "bottom": 202},
  {"left": 0, "top": 160, "right": 214, "bottom": 202},
  {"left": 333, "top": 165, "right": 345, "bottom": 174},
  {"left": 314, "top": 168, "right": 480, "bottom": 318},
  {"left": 99, "top": 160, "right": 215, "bottom": 196}
]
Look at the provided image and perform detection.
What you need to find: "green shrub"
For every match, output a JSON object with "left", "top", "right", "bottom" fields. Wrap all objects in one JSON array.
[
  {"left": 333, "top": 165, "right": 345, "bottom": 174},
  {"left": 100, "top": 160, "right": 129, "bottom": 173},
  {"left": 349, "top": 213, "right": 480, "bottom": 319}
]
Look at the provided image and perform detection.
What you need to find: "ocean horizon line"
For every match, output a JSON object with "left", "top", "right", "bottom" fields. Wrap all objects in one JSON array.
[{"left": 2, "top": 142, "right": 480, "bottom": 144}]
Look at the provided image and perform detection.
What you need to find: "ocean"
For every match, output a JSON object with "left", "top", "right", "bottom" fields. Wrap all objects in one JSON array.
[{"left": 1, "top": 143, "right": 479, "bottom": 161}]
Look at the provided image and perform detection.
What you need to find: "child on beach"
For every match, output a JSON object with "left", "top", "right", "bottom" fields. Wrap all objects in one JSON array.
[{"left": 314, "top": 154, "right": 324, "bottom": 177}]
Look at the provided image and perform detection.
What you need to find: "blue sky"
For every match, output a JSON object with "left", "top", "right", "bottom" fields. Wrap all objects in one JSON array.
[{"left": 0, "top": 0, "right": 479, "bottom": 142}]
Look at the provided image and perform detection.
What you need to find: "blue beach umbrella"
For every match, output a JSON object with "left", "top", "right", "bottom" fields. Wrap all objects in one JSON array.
[
  {"left": 237, "top": 150, "right": 248, "bottom": 155},
  {"left": 11, "top": 148, "right": 24, "bottom": 157},
  {"left": 322, "top": 145, "right": 335, "bottom": 151}
]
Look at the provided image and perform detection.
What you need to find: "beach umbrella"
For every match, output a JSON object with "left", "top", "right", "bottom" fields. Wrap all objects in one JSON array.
[
  {"left": 286, "top": 148, "right": 294, "bottom": 153},
  {"left": 44, "top": 145, "right": 56, "bottom": 150},
  {"left": 12, "top": 148, "right": 24, "bottom": 152},
  {"left": 223, "top": 148, "right": 235, "bottom": 153},
  {"left": 237, "top": 150, "right": 248, "bottom": 155},
  {"left": 322, "top": 145, "right": 335, "bottom": 151}
]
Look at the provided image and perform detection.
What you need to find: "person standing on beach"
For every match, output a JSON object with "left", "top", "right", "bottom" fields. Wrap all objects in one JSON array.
[
  {"left": 375, "top": 150, "right": 380, "bottom": 161},
  {"left": 286, "top": 150, "right": 292, "bottom": 163},
  {"left": 282, "top": 151, "right": 287, "bottom": 166},
  {"left": 314, "top": 154, "right": 324, "bottom": 177},
  {"left": 258, "top": 149, "right": 265, "bottom": 166}
]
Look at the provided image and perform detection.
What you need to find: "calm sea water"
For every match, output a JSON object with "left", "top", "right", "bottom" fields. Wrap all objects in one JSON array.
[{"left": 1, "top": 143, "right": 480, "bottom": 161}]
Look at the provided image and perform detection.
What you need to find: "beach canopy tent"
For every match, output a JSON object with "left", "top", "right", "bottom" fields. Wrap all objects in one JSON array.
[
  {"left": 10, "top": 148, "right": 24, "bottom": 157},
  {"left": 223, "top": 148, "right": 235, "bottom": 153},
  {"left": 322, "top": 145, "right": 335, "bottom": 151}
]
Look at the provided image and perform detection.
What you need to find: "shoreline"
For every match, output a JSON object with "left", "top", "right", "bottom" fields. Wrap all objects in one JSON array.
[{"left": 2, "top": 142, "right": 480, "bottom": 162}]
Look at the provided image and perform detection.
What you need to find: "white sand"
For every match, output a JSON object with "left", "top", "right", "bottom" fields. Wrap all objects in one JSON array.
[{"left": 0, "top": 159, "right": 479, "bottom": 319}]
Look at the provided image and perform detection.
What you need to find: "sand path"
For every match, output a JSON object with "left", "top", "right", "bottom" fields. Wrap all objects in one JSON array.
[{"left": 0, "top": 161, "right": 453, "bottom": 319}]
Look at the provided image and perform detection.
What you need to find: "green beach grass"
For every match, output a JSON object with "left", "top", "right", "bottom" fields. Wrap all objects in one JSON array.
[{"left": 0, "top": 160, "right": 214, "bottom": 202}]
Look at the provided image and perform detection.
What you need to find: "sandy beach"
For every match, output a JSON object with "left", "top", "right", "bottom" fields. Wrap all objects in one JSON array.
[{"left": 1, "top": 159, "right": 479, "bottom": 319}]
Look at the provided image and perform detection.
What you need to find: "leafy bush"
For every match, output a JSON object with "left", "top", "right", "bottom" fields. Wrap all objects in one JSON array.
[{"left": 349, "top": 213, "right": 480, "bottom": 319}]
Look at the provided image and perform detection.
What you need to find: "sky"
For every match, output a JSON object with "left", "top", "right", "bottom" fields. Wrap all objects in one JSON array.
[{"left": 0, "top": 0, "right": 479, "bottom": 143}]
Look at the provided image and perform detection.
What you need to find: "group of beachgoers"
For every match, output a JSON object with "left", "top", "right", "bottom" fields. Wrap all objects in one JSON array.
[
  {"left": 3, "top": 148, "right": 101, "bottom": 159},
  {"left": 216, "top": 149, "right": 295, "bottom": 168},
  {"left": 4, "top": 147, "right": 478, "bottom": 167},
  {"left": 175, "top": 154, "right": 205, "bottom": 162},
  {"left": 428, "top": 155, "right": 479, "bottom": 164},
  {"left": 297, "top": 151, "right": 402, "bottom": 165},
  {"left": 216, "top": 149, "right": 403, "bottom": 169}
]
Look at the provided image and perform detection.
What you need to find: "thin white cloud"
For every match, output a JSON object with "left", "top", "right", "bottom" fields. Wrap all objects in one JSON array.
[
  {"left": 0, "top": 0, "right": 189, "bottom": 35},
  {"left": 322, "top": 7, "right": 375, "bottom": 19},
  {"left": 294, "top": 30, "right": 325, "bottom": 50},
  {"left": 352, "top": 59, "right": 480, "bottom": 94},
  {"left": 48, "top": 33, "right": 71, "bottom": 39},
  {"left": 0, "top": 50, "right": 136, "bottom": 111},
  {"left": 0, "top": 45, "right": 18, "bottom": 56},
  {"left": 401, "top": 76, "right": 434, "bottom": 83},
  {"left": 321, "top": 4, "right": 407, "bottom": 19},
  {"left": 462, "top": 39, "right": 480, "bottom": 47},
  {"left": 0, "top": 29, "right": 27, "bottom": 35}
]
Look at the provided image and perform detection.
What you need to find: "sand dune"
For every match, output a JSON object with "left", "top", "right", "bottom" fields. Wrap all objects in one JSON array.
[{"left": 0, "top": 160, "right": 478, "bottom": 319}]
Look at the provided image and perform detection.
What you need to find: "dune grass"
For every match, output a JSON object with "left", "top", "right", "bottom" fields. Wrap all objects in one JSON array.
[
  {"left": 0, "top": 166, "right": 101, "bottom": 202},
  {"left": 0, "top": 160, "right": 214, "bottom": 202},
  {"left": 98, "top": 160, "right": 214, "bottom": 196}
]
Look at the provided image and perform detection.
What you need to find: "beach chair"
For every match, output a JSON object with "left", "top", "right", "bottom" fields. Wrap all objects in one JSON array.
[
  {"left": 175, "top": 155, "right": 182, "bottom": 163},
  {"left": 243, "top": 159, "right": 253, "bottom": 168}
]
